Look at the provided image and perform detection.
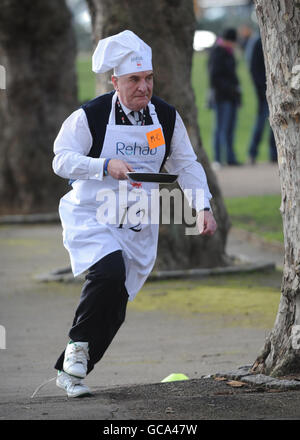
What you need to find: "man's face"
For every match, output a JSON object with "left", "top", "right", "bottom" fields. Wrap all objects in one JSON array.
[
  {"left": 224, "top": 39, "right": 236, "bottom": 49},
  {"left": 112, "top": 70, "right": 154, "bottom": 111}
]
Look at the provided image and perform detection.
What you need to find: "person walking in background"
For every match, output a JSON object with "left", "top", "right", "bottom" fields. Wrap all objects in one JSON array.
[
  {"left": 208, "top": 28, "right": 242, "bottom": 169},
  {"left": 246, "top": 35, "right": 277, "bottom": 165},
  {"left": 238, "top": 24, "right": 253, "bottom": 52}
]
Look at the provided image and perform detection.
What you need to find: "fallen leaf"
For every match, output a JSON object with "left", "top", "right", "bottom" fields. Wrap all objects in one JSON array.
[
  {"left": 226, "top": 380, "right": 246, "bottom": 388},
  {"left": 214, "top": 376, "right": 227, "bottom": 381}
]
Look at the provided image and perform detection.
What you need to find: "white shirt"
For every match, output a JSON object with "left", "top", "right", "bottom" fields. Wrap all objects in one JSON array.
[
  {"left": 53, "top": 94, "right": 212, "bottom": 211},
  {"left": 119, "top": 100, "right": 144, "bottom": 125}
]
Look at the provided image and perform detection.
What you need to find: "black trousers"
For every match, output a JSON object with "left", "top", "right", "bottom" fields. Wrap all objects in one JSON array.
[{"left": 54, "top": 250, "right": 129, "bottom": 375}]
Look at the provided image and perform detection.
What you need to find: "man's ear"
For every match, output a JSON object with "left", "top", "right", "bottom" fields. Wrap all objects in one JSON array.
[{"left": 111, "top": 75, "right": 118, "bottom": 91}]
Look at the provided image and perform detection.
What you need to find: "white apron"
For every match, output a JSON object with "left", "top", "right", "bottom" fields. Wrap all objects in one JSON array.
[{"left": 59, "top": 99, "right": 166, "bottom": 300}]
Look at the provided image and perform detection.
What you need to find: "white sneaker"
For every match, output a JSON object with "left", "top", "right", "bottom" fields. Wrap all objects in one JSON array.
[
  {"left": 63, "top": 341, "right": 89, "bottom": 379},
  {"left": 56, "top": 370, "right": 91, "bottom": 398}
]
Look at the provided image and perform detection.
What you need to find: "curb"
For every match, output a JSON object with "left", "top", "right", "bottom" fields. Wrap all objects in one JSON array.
[
  {"left": 34, "top": 261, "right": 276, "bottom": 283},
  {"left": 230, "top": 227, "right": 284, "bottom": 254},
  {"left": 0, "top": 213, "right": 59, "bottom": 224},
  {"left": 205, "top": 365, "right": 300, "bottom": 390}
]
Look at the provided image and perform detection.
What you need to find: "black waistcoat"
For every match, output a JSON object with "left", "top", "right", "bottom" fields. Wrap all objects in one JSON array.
[{"left": 81, "top": 91, "right": 176, "bottom": 171}]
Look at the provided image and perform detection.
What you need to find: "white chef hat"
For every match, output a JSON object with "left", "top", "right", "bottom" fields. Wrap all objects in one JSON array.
[{"left": 92, "top": 30, "right": 152, "bottom": 77}]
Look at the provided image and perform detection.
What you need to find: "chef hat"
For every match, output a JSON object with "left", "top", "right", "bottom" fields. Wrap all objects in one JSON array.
[{"left": 92, "top": 30, "right": 152, "bottom": 77}]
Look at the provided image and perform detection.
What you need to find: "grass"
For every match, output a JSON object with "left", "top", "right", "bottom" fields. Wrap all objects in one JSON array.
[
  {"left": 129, "top": 269, "right": 282, "bottom": 329},
  {"left": 225, "top": 194, "right": 283, "bottom": 243},
  {"left": 77, "top": 55, "right": 95, "bottom": 104},
  {"left": 43, "top": 269, "right": 282, "bottom": 329}
]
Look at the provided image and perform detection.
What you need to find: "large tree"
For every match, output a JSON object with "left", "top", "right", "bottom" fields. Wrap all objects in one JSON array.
[
  {"left": 86, "top": 0, "right": 231, "bottom": 270},
  {"left": 0, "top": 0, "right": 78, "bottom": 214},
  {"left": 251, "top": 0, "right": 300, "bottom": 376}
]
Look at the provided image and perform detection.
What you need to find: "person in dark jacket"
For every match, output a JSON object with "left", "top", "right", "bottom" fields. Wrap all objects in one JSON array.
[
  {"left": 247, "top": 35, "right": 277, "bottom": 164},
  {"left": 208, "top": 28, "right": 241, "bottom": 167}
]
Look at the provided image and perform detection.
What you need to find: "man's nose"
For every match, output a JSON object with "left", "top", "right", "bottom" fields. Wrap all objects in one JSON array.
[{"left": 137, "top": 80, "right": 147, "bottom": 92}]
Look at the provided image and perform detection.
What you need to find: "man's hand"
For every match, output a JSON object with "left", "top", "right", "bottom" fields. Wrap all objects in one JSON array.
[
  {"left": 197, "top": 210, "right": 217, "bottom": 236},
  {"left": 107, "top": 159, "right": 134, "bottom": 180}
]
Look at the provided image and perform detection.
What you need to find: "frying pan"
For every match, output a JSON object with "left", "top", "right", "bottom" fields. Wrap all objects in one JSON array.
[{"left": 127, "top": 172, "right": 178, "bottom": 184}]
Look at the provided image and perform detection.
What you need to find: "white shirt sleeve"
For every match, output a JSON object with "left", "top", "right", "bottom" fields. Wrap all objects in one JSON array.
[
  {"left": 52, "top": 108, "right": 105, "bottom": 180},
  {"left": 164, "top": 111, "right": 212, "bottom": 211}
]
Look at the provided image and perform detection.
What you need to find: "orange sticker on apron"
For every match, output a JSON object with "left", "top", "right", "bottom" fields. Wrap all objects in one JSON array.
[{"left": 146, "top": 128, "right": 165, "bottom": 150}]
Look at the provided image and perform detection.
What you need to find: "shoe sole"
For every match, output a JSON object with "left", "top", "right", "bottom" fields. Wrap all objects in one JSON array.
[
  {"left": 56, "top": 380, "right": 92, "bottom": 398},
  {"left": 62, "top": 365, "right": 86, "bottom": 379},
  {"left": 70, "top": 392, "right": 92, "bottom": 398}
]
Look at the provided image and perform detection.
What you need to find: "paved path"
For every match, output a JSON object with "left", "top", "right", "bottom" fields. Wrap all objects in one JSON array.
[{"left": 214, "top": 162, "right": 281, "bottom": 198}]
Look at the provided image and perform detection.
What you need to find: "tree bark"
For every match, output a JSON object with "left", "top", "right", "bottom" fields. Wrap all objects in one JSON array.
[
  {"left": 86, "top": 0, "right": 231, "bottom": 270},
  {"left": 0, "top": 0, "right": 78, "bottom": 214},
  {"left": 252, "top": 0, "right": 300, "bottom": 376}
]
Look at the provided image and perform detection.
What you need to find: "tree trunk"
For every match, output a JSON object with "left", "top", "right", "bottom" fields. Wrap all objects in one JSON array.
[
  {"left": 251, "top": 0, "right": 300, "bottom": 376},
  {"left": 0, "top": 0, "right": 78, "bottom": 214},
  {"left": 86, "top": 0, "right": 231, "bottom": 270}
]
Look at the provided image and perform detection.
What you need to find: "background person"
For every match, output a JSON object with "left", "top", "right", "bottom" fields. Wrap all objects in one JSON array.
[
  {"left": 246, "top": 34, "right": 277, "bottom": 165},
  {"left": 207, "top": 28, "right": 242, "bottom": 168}
]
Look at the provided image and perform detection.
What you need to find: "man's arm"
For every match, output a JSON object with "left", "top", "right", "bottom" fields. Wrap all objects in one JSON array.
[
  {"left": 164, "top": 112, "right": 212, "bottom": 211},
  {"left": 164, "top": 111, "right": 217, "bottom": 236},
  {"left": 53, "top": 109, "right": 134, "bottom": 181},
  {"left": 197, "top": 210, "right": 217, "bottom": 236},
  {"left": 53, "top": 109, "right": 106, "bottom": 180},
  {"left": 106, "top": 159, "right": 134, "bottom": 179}
]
